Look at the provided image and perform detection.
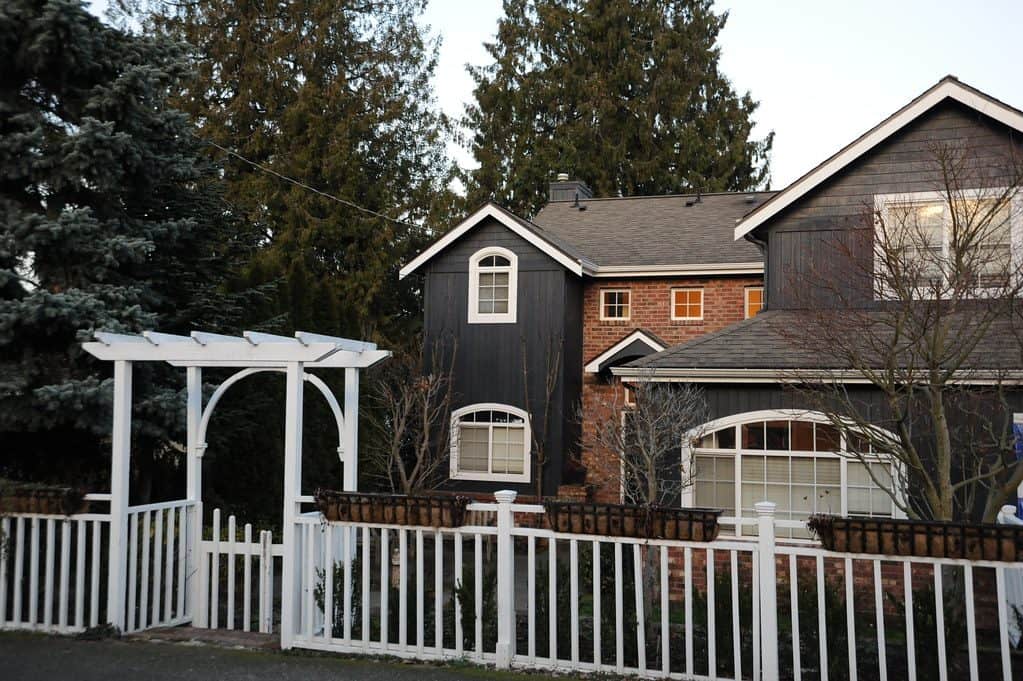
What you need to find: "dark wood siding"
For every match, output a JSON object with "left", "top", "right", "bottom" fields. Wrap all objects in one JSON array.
[
  {"left": 423, "top": 217, "right": 580, "bottom": 496},
  {"left": 764, "top": 101, "right": 1023, "bottom": 309}
]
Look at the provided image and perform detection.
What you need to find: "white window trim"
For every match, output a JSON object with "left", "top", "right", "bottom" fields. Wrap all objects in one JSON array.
[
  {"left": 583, "top": 329, "right": 665, "bottom": 373},
  {"left": 744, "top": 286, "right": 764, "bottom": 319},
  {"left": 670, "top": 287, "right": 704, "bottom": 321},
  {"left": 873, "top": 188, "right": 1023, "bottom": 300},
  {"left": 599, "top": 288, "right": 631, "bottom": 321},
  {"left": 679, "top": 409, "right": 908, "bottom": 539},
  {"left": 450, "top": 403, "right": 531, "bottom": 483},
  {"left": 467, "top": 247, "right": 518, "bottom": 324}
]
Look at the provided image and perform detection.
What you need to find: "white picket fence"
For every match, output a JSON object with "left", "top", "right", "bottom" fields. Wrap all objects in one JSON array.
[{"left": 283, "top": 494, "right": 1022, "bottom": 681}]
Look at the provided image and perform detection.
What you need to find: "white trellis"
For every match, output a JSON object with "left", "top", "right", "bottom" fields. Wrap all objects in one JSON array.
[{"left": 81, "top": 330, "right": 390, "bottom": 639}]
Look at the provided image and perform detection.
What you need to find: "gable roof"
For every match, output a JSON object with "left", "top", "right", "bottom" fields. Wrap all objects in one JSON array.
[
  {"left": 584, "top": 328, "right": 667, "bottom": 373},
  {"left": 399, "top": 203, "right": 593, "bottom": 279},
  {"left": 535, "top": 191, "right": 772, "bottom": 276},
  {"left": 734, "top": 76, "right": 1023, "bottom": 241}
]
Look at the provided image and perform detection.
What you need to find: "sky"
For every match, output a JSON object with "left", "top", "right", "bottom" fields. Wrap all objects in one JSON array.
[{"left": 423, "top": 0, "right": 1023, "bottom": 188}]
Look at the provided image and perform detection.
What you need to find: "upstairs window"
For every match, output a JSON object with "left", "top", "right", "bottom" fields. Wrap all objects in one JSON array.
[
  {"left": 671, "top": 288, "right": 704, "bottom": 320},
  {"left": 468, "top": 247, "right": 517, "bottom": 324},
  {"left": 450, "top": 404, "right": 530, "bottom": 482},
  {"left": 874, "top": 189, "right": 1020, "bottom": 298},
  {"left": 600, "top": 289, "right": 631, "bottom": 320},
  {"left": 745, "top": 287, "right": 764, "bottom": 318}
]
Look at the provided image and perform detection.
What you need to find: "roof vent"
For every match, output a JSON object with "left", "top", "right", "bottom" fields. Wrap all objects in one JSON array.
[
  {"left": 745, "top": 194, "right": 758, "bottom": 204},
  {"left": 556, "top": 172, "right": 570, "bottom": 182}
]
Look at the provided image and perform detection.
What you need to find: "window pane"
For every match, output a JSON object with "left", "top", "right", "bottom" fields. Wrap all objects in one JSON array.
[
  {"left": 491, "top": 255, "right": 510, "bottom": 267},
  {"left": 742, "top": 422, "right": 765, "bottom": 450},
  {"left": 765, "top": 421, "right": 789, "bottom": 450},
  {"left": 716, "top": 426, "right": 736, "bottom": 449},
  {"left": 746, "top": 288, "right": 764, "bottom": 318},
  {"left": 791, "top": 421, "right": 814, "bottom": 451},
  {"left": 458, "top": 426, "right": 489, "bottom": 472},
  {"left": 814, "top": 424, "right": 839, "bottom": 452},
  {"left": 493, "top": 272, "right": 509, "bottom": 286},
  {"left": 816, "top": 459, "right": 840, "bottom": 485}
]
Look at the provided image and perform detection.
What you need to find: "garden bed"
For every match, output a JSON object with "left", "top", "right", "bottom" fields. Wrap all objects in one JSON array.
[
  {"left": 313, "top": 490, "right": 470, "bottom": 528},
  {"left": 543, "top": 501, "right": 722, "bottom": 541}
]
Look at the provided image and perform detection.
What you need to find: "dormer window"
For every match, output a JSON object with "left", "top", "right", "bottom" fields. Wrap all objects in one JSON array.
[{"left": 468, "top": 247, "right": 517, "bottom": 324}]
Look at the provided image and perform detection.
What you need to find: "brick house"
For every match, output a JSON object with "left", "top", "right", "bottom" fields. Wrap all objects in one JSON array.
[{"left": 400, "top": 183, "right": 772, "bottom": 500}]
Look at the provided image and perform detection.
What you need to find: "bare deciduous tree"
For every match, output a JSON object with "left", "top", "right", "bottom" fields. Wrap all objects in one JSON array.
[
  {"left": 782, "top": 140, "right": 1023, "bottom": 521},
  {"left": 521, "top": 333, "right": 562, "bottom": 500},
  {"left": 365, "top": 339, "right": 456, "bottom": 494}
]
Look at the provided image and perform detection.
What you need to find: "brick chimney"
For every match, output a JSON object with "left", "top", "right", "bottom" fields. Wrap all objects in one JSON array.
[{"left": 549, "top": 172, "right": 593, "bottom": 203}]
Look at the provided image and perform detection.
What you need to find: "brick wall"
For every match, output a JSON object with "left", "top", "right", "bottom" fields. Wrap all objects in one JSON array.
[{"left": 576, "top": 276, "right": 762, "bottom": 502}]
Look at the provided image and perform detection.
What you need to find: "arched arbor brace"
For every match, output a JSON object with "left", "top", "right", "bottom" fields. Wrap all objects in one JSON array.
[{"left": 82, "top": 329, "right": 390, "bottom": 645}]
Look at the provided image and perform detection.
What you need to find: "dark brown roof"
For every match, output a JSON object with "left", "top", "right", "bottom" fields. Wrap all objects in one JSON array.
[
  {"left": 624, "top": 310, "right": 1023, "bottom": 372},
  {"left": 532, "top": 191, "right": 775, "bottom": 268}
]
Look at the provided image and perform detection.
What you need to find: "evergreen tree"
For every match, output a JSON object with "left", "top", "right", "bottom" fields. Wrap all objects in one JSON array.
[
  {"left": 463, "top": 0, "right": 773, "bottom": 217},
  {"left": 153, "top": 0, "right": 457, "bottom": 344},
  {"left": 0, "top": 0, "right": 257, "bottom": 494}
]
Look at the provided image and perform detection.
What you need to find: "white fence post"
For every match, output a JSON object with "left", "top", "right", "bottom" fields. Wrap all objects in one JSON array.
[
  {"left": 106, "top": 360, "right": 132, "bottom": 631},
  {"left": 494, "top": 490, "right": 517, "bottom": 669},
  {"left": 756, "top": 501, "right": 779, "bottom": 681}
]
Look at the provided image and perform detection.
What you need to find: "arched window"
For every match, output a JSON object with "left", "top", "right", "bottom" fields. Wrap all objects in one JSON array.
[
  {"left": 468, "top": 247, "right": 517, "bottom": 324},
  {"left": 450, "top": 404, "right": 530, "bottom": 482},
  {"left": 682, "top": 410, "right": 903, "bottom": 538}
]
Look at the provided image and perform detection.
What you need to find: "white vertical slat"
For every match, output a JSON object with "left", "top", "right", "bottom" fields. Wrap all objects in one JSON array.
[
  {"left": 531, "top": 533, "right": 545, "bottom": 662},
  {"left": 816, "top": 554, "right": 828, "bottom": 681},
  {"left": 344, "top": 526, "right": 354, "bottom": 642},
  {"left": 323, "top": 524, "right": 333, "bottom": 641},
  {"left": 363, "top": 527, "right": 371, "bottom": 645},
  {"left": 570, "top": 539, "right": 579, "bottom": 664},
  {"left": 905, "top": 561, "right": 916, "bottom": 681},
  {"left": 706, "top": 548, "right": 715, "bottom": 678},
  {"left": 995, "top": 567, "right": 1012, "bottom": 681},
  {"left": 29, "top": 518, "right": 39, "bottom": 625},
  {"left": 452, "top": 532, "right": 461, "bottom": 655},
  {"left": 474, "top": 533, "right": 483, "bottom": 660},
  {"left": 964, "top": 564, "right": 978, "bottom": 681},
  {"left": 934, "top": 565, "right": 947, "bottom": 681},
  {"left": 303, "top": 522, "right": 315, "bottom": 638},
  {"left": 873, "top": 560, "right": 887, "bottom": 681},
  {"left": 416, "top": 529, "right": 424, "bottom": 654},
  {"left": 615, "top": 541, "right": 624, "bottom": 673},
  {"left": 257, "top": 531, "right": 268, "bottom": 634},
  {"left": 434, "top": 531, "right": 443, "bottom": 651},
  {"left": 684, "top": 547, "right": 693, "bottom": 677},
  {"left": 595, "top": 540, "right": 603, "bottom": 669},
  {"left": 75, "top": 520, "right": 86, "bottom": 629},
  {"left": 226, "top": 514, "right": 236, "bottom": 630},
  {"left": 399, "top": 529, "right": 408, "bottom": 648},
  {"left": 660, "top": 546, "right": 669, "bottom": 676},
  {"left": 13, "top": 517, "right": 25, "bottom": 624},
  {"left": 44, "top": 518, "right": 55, "bottom": 628},
  {"left": 140, "top": 511, "right": 151, "bottom": 630},
  {"left": 266, "top": 531, "right": 275, "bottom": 634},
  {"left": 844, "top": 557, "right": 856, "bottom": 681},
  {"left": 164, "top": 510, "right": 175, "bottom": 621},
  {"left": 152, "top": 510, "right": 163, "bottom": 625},
  {"left": 211, "top": 509, "right": 221, "bottom": 630},
  {"left": 548, "top": 537, "right": 557, "bottom": 662},
  {"left": 789, "top": 553, "right": 800, "bottom": 681},
  {"left": 90, "top": 520, "right": 101, "bottom": 627},
  {"left": 127, "top": 514, "right": 138, "bottom": 631},
  {"left": 735, "top": 551, "right": 744, "bottom": 681},
  {"left": 381, "top": 529, "right": 390, "bottom": 646},
  {"left": 59, "top": 519, "right": 70, "bottom": 629},
  {"left": 243, "top": 523, "right": 252, "bottom": 632},
  {"left": 752, "top": 550, "right": 760, "bottom": 681},
  {"left": 633, "top": 544, "right": 646, "bottom": 673},
  {"left": 176, "top": 506, "right": 186, "bottom": 620},
  {"left": 0, "top": 517, "right": 9, "bottom": 624}
]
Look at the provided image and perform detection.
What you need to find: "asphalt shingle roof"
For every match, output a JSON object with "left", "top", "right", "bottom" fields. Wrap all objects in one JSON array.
[{"left": 532, "top": 191, "right": 775, "bottom": 268}]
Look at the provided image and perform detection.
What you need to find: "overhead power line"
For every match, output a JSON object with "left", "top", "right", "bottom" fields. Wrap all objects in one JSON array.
[{"left": 207, "top": 140, "right": 415, "bottom": 227}]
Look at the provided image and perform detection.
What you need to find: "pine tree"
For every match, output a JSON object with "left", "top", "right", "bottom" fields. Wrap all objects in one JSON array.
[
  {"left": 0, "top": 0, "right": 257, "bottom": 492},
  {"left": 463, "top": 0, "right": 774, "bottom": 217},
  {"left": 153, "top": 0, "right": 457, "bottom": 344}
]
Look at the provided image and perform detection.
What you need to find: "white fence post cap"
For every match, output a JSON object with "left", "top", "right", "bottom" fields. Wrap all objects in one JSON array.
[
  {"left": 494, "top": 490, "right": 518, "bottom": 504},
  {"left": 754, "top": 501, "right": 777, "bottom": 516}
]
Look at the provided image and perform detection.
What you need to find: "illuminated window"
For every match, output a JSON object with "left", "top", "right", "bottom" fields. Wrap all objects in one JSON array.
[
  {"left": 671, "top": 288, "right": 704, "bottom": 320},
  {"left": 745, "top": 287, "right": 764, "bottom": 318}
]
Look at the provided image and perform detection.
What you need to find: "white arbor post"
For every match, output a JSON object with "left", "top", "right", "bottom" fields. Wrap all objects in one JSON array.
[
  {"left": 756, "top": 501, "right": 780, "bottom": 681},
  {"left": 494, "top": 490, "right": 517, "bottom": 668},
  {"left": 106, "top": 360, "right": 132, "bottom": 631},
  {"left": 342, "top": 367, "right": 359, "bottom": 491},
  {"left": 185, "top": 366, "right": 205, "bottom": 627},
  {"left": 280, "top": 361, "right": 305, "bottom": 650}
]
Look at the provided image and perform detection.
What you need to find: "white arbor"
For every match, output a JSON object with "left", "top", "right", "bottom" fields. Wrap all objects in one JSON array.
[{"left": 82, "top": 330, "right": 389, "bottom": 639}]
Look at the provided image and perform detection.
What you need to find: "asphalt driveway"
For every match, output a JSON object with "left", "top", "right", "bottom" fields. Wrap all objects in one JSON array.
[{"left": 0, "top": 632, "right": 565, "bottom": 681}]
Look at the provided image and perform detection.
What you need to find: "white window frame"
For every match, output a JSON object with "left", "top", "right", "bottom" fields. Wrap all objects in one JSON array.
[
  {"left": 744, "top": 286, "right": 764, "bottom": 319},
  {"left": 599, "top": 288, "right": 631, "bottom": 321},
  {"left": 873, "top": 188, "right": 1023, "bottom": 300},
  {"left": 468, "top": 247, "right": 518, "bottom": 324},
  {"left": 680, "top": 409, "right": 907, "bottom": 540},
  {"left": 450, "top": 403, "right": 531, "bottom": 483},
  {"left": 670, "top": 287, "right": 704, "bottom": 321}
]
